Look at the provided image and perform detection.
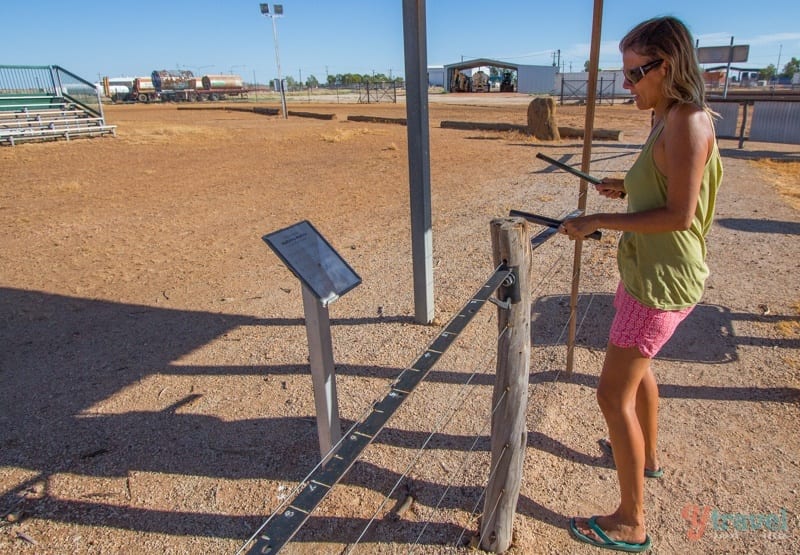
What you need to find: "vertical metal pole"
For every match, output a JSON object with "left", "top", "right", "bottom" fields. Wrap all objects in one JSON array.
[
  {"left": 402, "top": 0, "right": 434, "bottom": 324},
  {"left": 253, "top": 69, "right": 258, "bottom": 102},
  {"left": 566, "top": 0, "right": 603, "bottom": 376},
  {"left": 599, "top": 76, "right": 604, "bottom": 104},
  {"left": 271, "top": 14, "right": 288, "bottom": 119},
  {"left": 723, "top": 36, "right": 733, "bottom": 99},
  {"left": 738, "top": 102, "right": 749, "bottom": 149},
  {"left": 50, "top": 66, "right": 61, "bottom": 97},
  {"left": 301, "top": 285, "right": 342, "bottom": 462}
]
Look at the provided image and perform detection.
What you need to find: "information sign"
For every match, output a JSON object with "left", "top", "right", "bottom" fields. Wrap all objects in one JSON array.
[
  {"left": 697, "top": 45, "right": 750, "bottom": 64},
  {"left": 263, "top": 220, "right": 361, "bottom": 306}
]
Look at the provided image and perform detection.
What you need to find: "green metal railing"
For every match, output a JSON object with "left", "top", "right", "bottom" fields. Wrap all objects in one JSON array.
[{"left": 0, "top": 65, "right": 104, "bottom": 117}]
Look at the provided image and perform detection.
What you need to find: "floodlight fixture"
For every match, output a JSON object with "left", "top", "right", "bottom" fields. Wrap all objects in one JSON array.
[{"left": 259, "top": 3, "right": 269, "bottom": 14}]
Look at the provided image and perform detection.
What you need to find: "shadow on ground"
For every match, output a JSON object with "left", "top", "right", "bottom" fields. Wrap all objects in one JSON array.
[
  {"left": 716, "top": 217, "right": 800, "bottom": 235},
  {"left": 1, "top": 287, "right": 797, "bottom": 547}
]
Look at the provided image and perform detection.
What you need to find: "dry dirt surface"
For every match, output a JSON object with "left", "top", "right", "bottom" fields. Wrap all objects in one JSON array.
[{"left": 1, "top": 94, "right": 799, "bottom": 554}]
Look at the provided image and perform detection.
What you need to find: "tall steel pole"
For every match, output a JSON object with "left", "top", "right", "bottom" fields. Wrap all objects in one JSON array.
[
  {"left": 271, "top": 14, "right": 288, "bottom": 118},
  {"left": 261, "top": 4, "right": 287, "bottom": 119},
  {"left": 402, "top": 0, "right": 434, "bottom": 324}
]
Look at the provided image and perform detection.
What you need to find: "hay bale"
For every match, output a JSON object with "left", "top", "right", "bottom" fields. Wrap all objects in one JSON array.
[{"left": 527, "top": 98, "right": 560, "bottom": 140}]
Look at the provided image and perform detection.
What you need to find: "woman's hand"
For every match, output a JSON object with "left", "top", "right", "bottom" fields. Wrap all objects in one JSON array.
[
  {"left": 596, "top": 177, "right": 626, "bottom": 199},
  {"left": 559, "top": 215, "right": 601, "bottom": 240}
]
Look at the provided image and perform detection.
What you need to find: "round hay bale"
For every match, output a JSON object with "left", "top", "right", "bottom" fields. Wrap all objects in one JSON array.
[{"left": 527, "top": 97, "right": 560, "bottom": 140}]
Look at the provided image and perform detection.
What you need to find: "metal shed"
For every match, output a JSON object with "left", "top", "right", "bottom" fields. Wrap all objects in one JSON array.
[
  {"left": 427, "top": 66, "right": 445, "bottom": 87},
  {"left": 442, "top": 58, "right": 557, "bottom": 94}
]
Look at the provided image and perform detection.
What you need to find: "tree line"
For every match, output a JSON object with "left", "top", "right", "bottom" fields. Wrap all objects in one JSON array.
[
  {"left": 271, "top": 72, "right": 405, "bottom": 90},
  {"left": 759, "top": 57, "right": 799, "bottom": 81}
]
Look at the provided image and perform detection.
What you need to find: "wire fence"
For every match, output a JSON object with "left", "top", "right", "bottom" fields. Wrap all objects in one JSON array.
[{"left": 237, "top": 204, "right": 610, "bottom": 554}]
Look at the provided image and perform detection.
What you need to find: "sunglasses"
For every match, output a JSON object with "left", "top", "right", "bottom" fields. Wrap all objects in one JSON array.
[{"left": 623, "top": 59, "right": 664, "bottom": 84}]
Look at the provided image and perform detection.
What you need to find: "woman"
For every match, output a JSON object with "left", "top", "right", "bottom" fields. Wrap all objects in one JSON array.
[{"left": 561, "top": 16, "right": 723, "bottom": 552}]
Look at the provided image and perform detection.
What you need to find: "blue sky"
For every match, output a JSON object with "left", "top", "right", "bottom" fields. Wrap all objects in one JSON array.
[{"left": 3, "top": 0, "right": 799, "bottom": 83}]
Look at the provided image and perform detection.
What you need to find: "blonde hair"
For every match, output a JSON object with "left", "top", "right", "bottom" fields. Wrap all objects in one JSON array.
[{"left": 620, "top": 17, "right": 707, "bottom": 112}]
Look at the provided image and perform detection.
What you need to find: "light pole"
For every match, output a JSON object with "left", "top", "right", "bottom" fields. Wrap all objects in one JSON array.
[{"left": 260, "top": 3, "right": 287, "bottom": 118}]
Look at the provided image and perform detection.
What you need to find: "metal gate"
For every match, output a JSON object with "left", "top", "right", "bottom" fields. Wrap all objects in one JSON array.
[
  {"left": 356, "top": 81, "right": 397, "bottom": 104},
  {"left": 558, "top": 76, "right": 618, "bottom": 105}
]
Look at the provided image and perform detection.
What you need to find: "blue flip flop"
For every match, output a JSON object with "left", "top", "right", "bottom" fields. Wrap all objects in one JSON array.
[
  {"left": 599, "top": 438, "right": 664, "bottom": 479},
  {"left": 569, "top": 516, "right": 651, "bottom": 552}
]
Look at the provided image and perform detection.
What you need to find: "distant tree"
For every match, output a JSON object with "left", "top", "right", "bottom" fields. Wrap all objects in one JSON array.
[
  {"left": 759, "top": 64, "right": 777, "bottom": 81},
  {"left": 306, "top": 74, "right": 319, "bottom": 89},
  {"left": 582, "top": 60, "right": 601, "bottom": 72},
  {"left": 285, "top": 76, "right": 297, "bottom": 89},
  {"left": 341, "top": 73, "right": 362, "bottom": 86},
  {"left": 325, "top": 71, "right": 405, "bottom": 87},
  {"left": 781, "top": 57, "right": 799, "bottom": 78}
]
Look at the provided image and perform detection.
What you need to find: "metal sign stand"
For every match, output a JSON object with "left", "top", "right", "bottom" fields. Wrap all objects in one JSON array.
[
  {"left": 300, "top": 284, "right": 341, "bottom": 462},
  {"left": 263, "top": 220, "right": 361, "bottom": 462}
]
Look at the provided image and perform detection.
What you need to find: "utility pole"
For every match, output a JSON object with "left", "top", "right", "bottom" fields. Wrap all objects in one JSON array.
[{"left": 552, "top": 49, "right": 561, "bottom": 70}]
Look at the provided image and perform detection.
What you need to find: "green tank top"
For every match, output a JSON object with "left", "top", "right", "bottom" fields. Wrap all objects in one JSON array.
[{"left": 617, "top": 118, "right": 723, "bottom": 309}]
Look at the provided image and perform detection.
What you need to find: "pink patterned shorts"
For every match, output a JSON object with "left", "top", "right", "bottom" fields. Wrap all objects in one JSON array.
[{"left": 609, "top": 281, "right": 694, "bottom": 358}]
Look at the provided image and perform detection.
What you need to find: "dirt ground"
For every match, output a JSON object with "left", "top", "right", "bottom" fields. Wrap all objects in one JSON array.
[{"left": 1, "top": 94, "right": 799, "bottom": 554}]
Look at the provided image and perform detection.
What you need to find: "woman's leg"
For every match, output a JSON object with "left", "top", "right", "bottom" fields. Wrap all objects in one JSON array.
[
  {"left": 603, "top": 367, "right": 660, "bottom": 472},
  {"left": 576, "top": 342, "right": 652, "bottom": 544},
  {"left": 636, "top": 366, "right": 660, "bottom": 472}
]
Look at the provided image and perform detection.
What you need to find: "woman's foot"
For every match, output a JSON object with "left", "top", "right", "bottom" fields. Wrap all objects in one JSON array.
[
  {"left": 599, "top": 438, "right": 663, "bottom": 478},
  {"left": 569, "top": 514, "right": 650, "bottom": 551}
]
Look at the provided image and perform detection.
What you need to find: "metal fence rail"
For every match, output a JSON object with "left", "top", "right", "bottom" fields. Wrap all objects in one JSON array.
[
  {"left": 54, "top": 66, "right": 103, "bottom": 117},
  {"left": 0, "top": 65, "right": 57, "bottom": 95},
  {"left": 0, "top": 65, "right": 103, "bottom": 118}
]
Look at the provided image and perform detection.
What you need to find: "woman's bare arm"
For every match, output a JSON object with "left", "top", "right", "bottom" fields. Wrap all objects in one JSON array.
[{"left": 562, "top": 105, "right": 713, "bottom": 239}]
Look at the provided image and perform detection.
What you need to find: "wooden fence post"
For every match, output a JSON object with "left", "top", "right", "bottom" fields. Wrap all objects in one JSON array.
[{"left": 481, "top": 217, "right": 531, "bottom": 553}]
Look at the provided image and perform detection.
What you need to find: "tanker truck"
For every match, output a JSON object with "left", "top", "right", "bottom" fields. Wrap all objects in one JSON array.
[
  {"left": 110, "top": 76, "right": 156, "bottom": 102},
  {"left": 198, "top": 74, "right": 247, "bottom": 100},
  {"left": 150, "top": 70, "right": 247, "bottom": 101}
]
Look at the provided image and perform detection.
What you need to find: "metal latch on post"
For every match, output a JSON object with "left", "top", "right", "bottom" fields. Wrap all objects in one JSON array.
[{"left": 488, "top": 265, "right": 520, "bottom": 310}]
